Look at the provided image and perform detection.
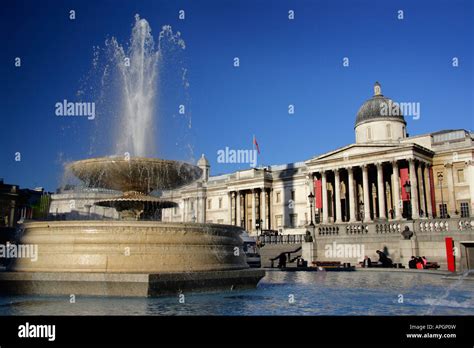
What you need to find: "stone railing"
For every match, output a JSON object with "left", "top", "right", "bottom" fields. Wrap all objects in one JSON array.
[
  {"left": 345, "top": 224, "right": 369, "bottom": 235},
  {"left": 417, "top": 220, "right": 450, "bottom": 233},
  {"left": 458, "top": 219, "right": 474, "bottom": 231},
  {"left": 258, "top": 234, "right": 305, "bottom": 244},
  {"left": 312, "top": 217, "right": 474, "bottom": 238},
  {"left": 317, "top": 226, "right": 340, "bottom": 236},
  {"left": 375, "top": 222, "right": 402, "bottom": 234}
]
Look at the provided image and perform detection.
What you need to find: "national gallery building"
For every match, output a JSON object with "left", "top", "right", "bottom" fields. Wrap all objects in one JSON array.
[{"left": 161, "top": 83, "right": 474, "bottom": 235}]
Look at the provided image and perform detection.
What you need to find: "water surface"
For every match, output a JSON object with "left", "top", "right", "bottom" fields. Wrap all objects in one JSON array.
[{"left": 0, "top": 271, "right": 472, "bottom": 315}]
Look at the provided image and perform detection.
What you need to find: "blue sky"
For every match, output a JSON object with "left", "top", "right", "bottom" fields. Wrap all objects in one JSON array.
[{"left": 1, "top": 0, "right": 473, "bottom": 191}]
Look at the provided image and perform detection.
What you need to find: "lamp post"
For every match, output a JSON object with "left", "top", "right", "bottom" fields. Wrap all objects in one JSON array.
[
  {"left": 437, "top": 172, "right": 445, "bottom": 218},
  {"left": 404, "top": 180, "right": 412, "bottom": 220},
  {"left": 359, "top": 201, "right": 364, "bottom": 222},
  {"left": 308, "top": 193, "right": 315, "bottom": 228}
]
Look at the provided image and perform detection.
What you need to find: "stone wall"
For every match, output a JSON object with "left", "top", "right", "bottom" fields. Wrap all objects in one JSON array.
[{"left": 306, "top": 218, "right": 474, "bottom": 271}]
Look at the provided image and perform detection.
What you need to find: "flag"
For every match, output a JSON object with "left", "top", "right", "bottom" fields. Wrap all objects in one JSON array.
[{"left": 253, "top": 135, "right": 260, "bottom": 154}]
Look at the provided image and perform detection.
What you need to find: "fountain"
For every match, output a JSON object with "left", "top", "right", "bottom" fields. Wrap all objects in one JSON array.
[{"left": 0, "top": 15, "right": 264, "bottom": 297}]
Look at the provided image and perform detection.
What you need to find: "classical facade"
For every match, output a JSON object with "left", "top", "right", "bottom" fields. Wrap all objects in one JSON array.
[{"left": 161, "top": 83, "right": 474, "bottom": 235}]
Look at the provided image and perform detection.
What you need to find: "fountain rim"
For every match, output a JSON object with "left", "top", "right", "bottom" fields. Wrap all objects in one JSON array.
[{"left": 66, "top": 156, "right": 203, "bottom": 193}]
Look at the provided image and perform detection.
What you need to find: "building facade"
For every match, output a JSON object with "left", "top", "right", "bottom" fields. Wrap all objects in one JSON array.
[{"left": 161, "top": 83, "right": 474, "bottom": 235}]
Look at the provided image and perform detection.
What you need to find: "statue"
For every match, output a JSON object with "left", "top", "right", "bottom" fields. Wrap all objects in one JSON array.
[{"left": 401, "top": 226, "right": 413, "bottom": 240}]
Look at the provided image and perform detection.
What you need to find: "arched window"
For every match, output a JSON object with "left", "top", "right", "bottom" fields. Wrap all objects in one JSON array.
[
  {"left": 402, "top": 126, "right": 406, "bottom": 138},
  {"left": 367, "top": 127, "right": 372, "bottom": 141},
  {"left": 386, "top": 124, "right": 392, "bottom": 138}
]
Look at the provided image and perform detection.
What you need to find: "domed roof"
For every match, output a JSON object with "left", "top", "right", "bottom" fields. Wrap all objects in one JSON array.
[
  {"left": 197, "top": 154, "right": 209, "bottom": 166},
  {"left": 355, "top": 82, "right": 406, "bottom": 127}
]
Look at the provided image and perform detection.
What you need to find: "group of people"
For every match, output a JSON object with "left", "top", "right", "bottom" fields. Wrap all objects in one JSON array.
[
  {"left": 361, "top": 250, "right": 394, "bottom": 268},
  {"left": 409, "top": 256, "right": 428, "bottom": 269}
]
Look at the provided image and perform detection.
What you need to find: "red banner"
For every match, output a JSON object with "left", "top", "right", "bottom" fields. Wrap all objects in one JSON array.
[
  {"left": 400, "top": 168, "right": 410, "bottom": 201},
  {"left": 429, "top": 166, "right": 437, "bottom": 218},
  {"left": 314, "top": 178, "right": 322, "bottom": 209},
  {"left": 445, "top": 237, "right": 456, "bottom": 272}
]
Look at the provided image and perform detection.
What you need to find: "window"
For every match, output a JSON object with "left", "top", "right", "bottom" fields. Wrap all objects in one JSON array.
[
  {"left": 460, "top": 202, "right": 470, "bottom": 218},
  {"left": 276, "top": 215, "right": 283, "bottom": 227},
  {"left": 207, "top": 199, "right": 212, "bottom": 210},
  {"left": 402, "top": 126, "right": 405, "bottom": 138},
  {"left": 367, "top": 127, "right": 372, "bottom": 140},
  {"left": 173, "top": 206, "right": 178, "bottom": 215},
  {"left": 386, "top": 124, "right": 392, "bottom": 138},
  {"left": 276, "top": 192, "right": 281, "bottom": 203},
  {"left": 291, "top": 190, "right": 295, "bottom": 201},
  {"left": 439, "top": 204, "right": 448, "bottom": 218},
  {"left": 289, "top": 214, "right": 297, "bottom": 228},
  {"left": 218, "top": 197, "right": 223, "bottom": 209},
  {"left": 457, "top": 169, "right": 465, "bottom": 183}
]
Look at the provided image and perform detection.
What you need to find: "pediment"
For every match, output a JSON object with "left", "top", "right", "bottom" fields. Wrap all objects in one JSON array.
[{"left": 306, "top": 143, "right": 405, "bottom": 164}]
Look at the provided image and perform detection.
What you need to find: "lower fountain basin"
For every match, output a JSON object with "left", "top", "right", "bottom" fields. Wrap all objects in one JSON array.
[
  {"left": 1, "top": 221, "right": 265, "bottom": 297},
  {"left": 10, "top": 221, "right": 250, "bottom": 273}
]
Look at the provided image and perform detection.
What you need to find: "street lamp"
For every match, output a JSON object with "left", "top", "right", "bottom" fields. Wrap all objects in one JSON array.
[
  {"left": 437, "top": 172, "right": 445, "bottom": 218},
  {"left": 403, "top": 180, "right": 412, "bottom": 220},
  {"left": 308, "top": 192, "right": 315, "bottom": 228}
]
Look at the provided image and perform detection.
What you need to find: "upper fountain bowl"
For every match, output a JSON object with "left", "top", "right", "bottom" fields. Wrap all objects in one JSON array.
[{"left": 68, "top": 157, "right": 202, "bottom": 193}]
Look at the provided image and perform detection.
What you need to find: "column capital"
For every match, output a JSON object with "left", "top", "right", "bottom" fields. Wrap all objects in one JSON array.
[
  {"left": 444, "top": 162, "right": 453, "bottom": 168},
  {"left": 375, "top": 161, "right": 384, "bottom": 169}
]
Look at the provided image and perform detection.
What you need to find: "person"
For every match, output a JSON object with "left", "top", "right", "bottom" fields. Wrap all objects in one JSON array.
[
  {"left": 408, "top": 256, "right": 417, "bottom": 269},
  {"left": 304, "top": 230, "right": 313, "bottom": 243},
  {"left": 277, "top": 253, "right": 287, "bottom": 268},
  {"left": 419, "top": 209, "right": 424, "bottom": 217},
  {"left": 401, "top": 226, "right": 414, "bottom": 240},
  {"left": 362, "top": 255, "right": 372, "bottom": 268},
  {"left": 416, "top": 257, "right": 424, "bottom": 269},
  {"left": 376, "top": 250, "right": 393, "bottom": 268},
  {"left": 389, "top": 209, "right": 394, "bottom": 219},
  {"left": 422, "top": 256, "right": 428, "bottom": 268}
]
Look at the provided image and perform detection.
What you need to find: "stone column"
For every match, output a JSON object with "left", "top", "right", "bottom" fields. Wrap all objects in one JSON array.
[
  {"left": 392, "top": 160, "right": 401, "bottom": 220},
  {"left": 334, "top": 169, "right": 342, "bottom": 223},
  {"left": 261, "top": 188, "right": 266, "bottom": 230},
  {"left": 228, "top": 192, "right": 233, "bottom": 225},
  {"left": 200, "top": 196, "right": 206, "bottom": 223},
  {"left": 321, "top": 171, "right": 329, "bottom": 224},
  {"left": 182, "top": 198, "right": 186, "bottom": 222},
  {"left": 362, "top": 164, "right": 372, "bottom": 222},
  {"left": 424, "top": 164, "right": 433, "bottom": 218},
  {"left": 376, "top": 162, "right": 386, "bottom": 219},
  {"left": 252, "top": 189, "right": 256, "bottom": 232},
  {"left": 445, "top": 163, "right": 456, "bottom": 215},
  {"left": 409, "top": 159, "right": 420, "bottom": 219},
  {"left": 348, "top": 166, "right": 356, "bottom": 222},
  {"left": 418, "top": 162, "right": 428, "bottom": 217},
  {"left": 236, "top": 191, "right": 241, "bottom": 227},
  {"left": 467, "top": 161, "right": 474, "bottom": 216}
]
